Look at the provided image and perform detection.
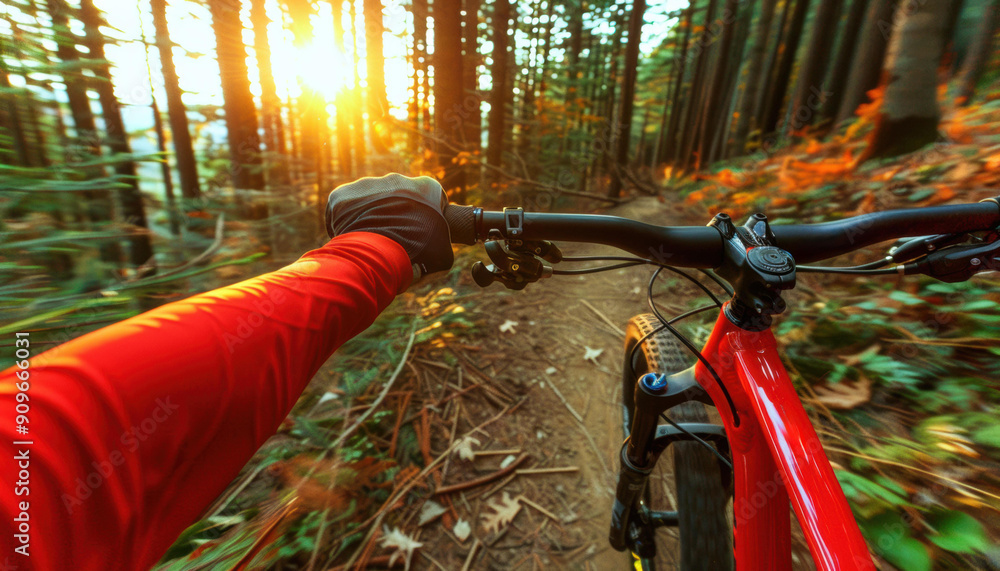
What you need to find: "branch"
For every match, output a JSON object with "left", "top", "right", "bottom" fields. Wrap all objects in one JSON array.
[
  {"left": 616, "top": 164, "right": 661, "bottom": 196},
  {"left": 382, "top": 117, "right": 626, "bottom": 205},
  {"left": 433, "top": 454, "right": 530, "bottom": 495},
  {"left": 331, "top": 326, "right": 416, "bottom": 450}
]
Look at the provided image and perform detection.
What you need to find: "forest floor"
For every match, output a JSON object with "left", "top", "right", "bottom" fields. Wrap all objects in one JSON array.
[
  {"left": 160, "top": 98, "right": 1000, "bottom": 571},
  {"left": 388, "top": 196, "right": 820, "bottom": 571}
]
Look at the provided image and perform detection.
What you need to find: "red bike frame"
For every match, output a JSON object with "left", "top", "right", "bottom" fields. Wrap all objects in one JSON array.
[{"left": 696, "top": 305, "right": 876, "bottom": 570}]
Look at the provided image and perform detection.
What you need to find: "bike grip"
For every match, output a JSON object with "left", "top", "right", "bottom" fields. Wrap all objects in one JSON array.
[{"left": 444, "top": 203, "right": 477, "bottom": 245}]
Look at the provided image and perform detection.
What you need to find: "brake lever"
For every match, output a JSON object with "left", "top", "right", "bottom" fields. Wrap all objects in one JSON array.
[
  {"left": 889, "top": 233, "right": 971, "bottom": 264},
  {"left": 469, "top": 207, "right": 560, "bottom": 290},
  {"left": 905, "top": 234, "right": 1000, "bottom": 282},
  {"left": 471, "top": 240, "right": 554, "bottom": 290}
]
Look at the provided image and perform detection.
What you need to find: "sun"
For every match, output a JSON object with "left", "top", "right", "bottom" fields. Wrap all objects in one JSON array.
[{"left": 294, "top": 42, "right": 351, "bottom": 101}]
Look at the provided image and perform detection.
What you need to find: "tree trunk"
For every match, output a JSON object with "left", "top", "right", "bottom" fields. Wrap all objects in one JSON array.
[
  {"left": 414, "top": 0, "right": 431, "bottom": 134},
  {"left": 652, "top": 37, "right": 678, "bottom": 169},
  {"left": 599, "top": 5, "right": 627, "bottom": 177},
  {"left": 252, "top": 0, "right": 288, "bottom": 184},
  {"left": 135, "top": 9, "right": 181, "bottom": 234},
  {"left": 80, "top": 0, "right": 154, "bottom": 268},
  {"left": 286, "top": 0, "right": 327, "bottom": 228},
  {"left": 819, "top": 0, "right": 870, "bottom": 126},
  {"left": 714, "top": 1, "right": 753, "bottom": 161},
  {"left": 677, "top": 0, "right": 719, "bottom": 171},
  {"left": 564, "top": 0, "right": 584, "bottom": 110},
  {"left": 330, "top": 0, "right": 353, "bottom": 177},
  {"left": 729, "top": 0, "right": 777, "bottom": 156},
  {"left": 534, "top": 0, "right": 554, "bottom": 166},
  {"left": 47, "top": 0, "right": 122, "bottom": 264},
  {"left": 861, "top": 0, "right": 951, "bottom": 161},
  {"left": 608, "top": 0, "right": 647, "bottom": 197},
  {"left": 434, "top": 0, "right": 466, "bottom": 200},
  {"left": 0, "top": 35, "right": 37, "bottom": 167},
  {"left": 788, "top": 0, "right": 842, "bottom": 134},
  {"left": 150, "top": 97, "right": 180, "bottom": 235},
  {"left": 363, "top": 0, "right": 390, "bottom": 152},
  {"left": 662, "top": 4, "right": 694, "bottom": 166},
  {"left": 942, "top": 0, "right": 966, "bottom": 75},
  {"left": 349, "top": 0, "right": 367, "bottom": 170},
  {"left": 753, "top": 0, "right": 791, "bottom": 130},
  {"left": 517, "top": 0, "right": 540, "bottom": 176},
  {"left": 151, "top": 0, "right": 201, "bottom": 199},
  {"left": 636, "top": 106, "right": 652, "bottom": 167},
  {"left": 696, "top": 0, "right": 739, "bottom": 169},
  {"left": 955, "top": 0, "right": 1000, "bottom": 106},
  {"left": 286, "top": 0, "right": 325, "bottom": 181},
  {"left": 835, "top": 0, "right": 894, "bottom": 124},
  {"left": 408, "top": 39, "right": 420, "bottom": 148},
  {"left": 209, "top": 0, "right": 264, "bottom": 192},
  {"left": 759, "top": 0, "right": 811, "bottom": 138},
  {"left": 463, "top": 0, "right": 482, "bottom": 168},
  {"left": 486, "top": 0, "right": 511, "bottom": 182}
]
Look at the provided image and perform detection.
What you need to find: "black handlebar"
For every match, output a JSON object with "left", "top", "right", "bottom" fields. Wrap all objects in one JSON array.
[{"left": 443, "top": 199, "right": 1000, "bottom": 266}]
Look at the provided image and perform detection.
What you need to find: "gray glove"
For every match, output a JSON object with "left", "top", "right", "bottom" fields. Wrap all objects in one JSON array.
[{"left": 326, "top": 174, "right": 454, "bottom": 279}]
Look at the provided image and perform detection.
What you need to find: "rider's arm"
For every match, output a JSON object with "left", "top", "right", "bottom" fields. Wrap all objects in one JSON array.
[
  {"left": 0, "top": 174, "right": 452, "bottom": 570},
  {"left": 0, "top": 232, "right": 410, "bottom": 570}
]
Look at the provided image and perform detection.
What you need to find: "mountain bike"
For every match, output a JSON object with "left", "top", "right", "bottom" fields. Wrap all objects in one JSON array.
[{"left": 440, "top": 197, "right": 1000, "bottom": 570}]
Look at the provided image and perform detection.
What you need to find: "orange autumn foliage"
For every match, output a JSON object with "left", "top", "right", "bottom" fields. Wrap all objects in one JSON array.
[{"left": 271, "top": 455, "right": 395, "bottom": 513}]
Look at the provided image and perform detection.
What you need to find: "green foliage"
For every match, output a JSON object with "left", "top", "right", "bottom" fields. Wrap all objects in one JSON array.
[
  {"left": 275, "top": 510, "right": 326, "bottom": 559},
  {"left": 926, "top": 510, "right": 992, "bottom": 554},
  {"left": 858, "top": 511, "right": 931, "bottom": 571},
  {"left": 837, "top": 470, "right": 911, "bottom": 518}
]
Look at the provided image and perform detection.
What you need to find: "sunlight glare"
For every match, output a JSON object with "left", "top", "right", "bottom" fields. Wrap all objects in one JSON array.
[{"left": 294, "top": 41, "right": 350, "bottom": 100}]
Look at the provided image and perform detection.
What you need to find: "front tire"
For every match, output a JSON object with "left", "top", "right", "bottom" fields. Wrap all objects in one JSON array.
[{"left": 622, "top": 314, "right": 733, "bottom": 571}]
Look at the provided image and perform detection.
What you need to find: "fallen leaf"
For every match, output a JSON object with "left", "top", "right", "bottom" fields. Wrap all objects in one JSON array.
[
  {"left": 481, "top": 492, "right": 522, "bottom": 534},
  {"left": 814, "top": 377, "right": 872, "bottom": 410},
  {"left": 418, "top": 500, "right": 447, "bottom": 526},
  {"left": 499, "top": 319, "right": 518, "bottom": 334},
  {"left": 453, "top": 435, "right": 481, "bottom": 461},
  {"left": 379, "top": 526, "right": 423, "bottom": 571},
  {"left": 583, "top": 346, "right": 604, "bottom": 365},
  {"left": 453, "top": 518, "right": 471, "bottom": 542},
  {"left": 499, "top": 455, "right": 517, "bottom": 469},
  {"left": 943, "top": 161, "right": 980, "bottom": 182},
  {"left": 545, "top": 366, "right": 557, "bottom": 375},
  {"left": 317, "top": 391, "right": 339, "bottom": 405}
]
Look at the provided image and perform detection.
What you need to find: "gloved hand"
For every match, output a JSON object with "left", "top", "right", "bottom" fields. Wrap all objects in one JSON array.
[{"left": 326, "top": 174, "right": 454, "bottom": 280}]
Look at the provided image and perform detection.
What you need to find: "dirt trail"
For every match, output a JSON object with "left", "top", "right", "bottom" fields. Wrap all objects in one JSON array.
[{"left": 418, "top": 197, "right": 820, "bottom": 570}]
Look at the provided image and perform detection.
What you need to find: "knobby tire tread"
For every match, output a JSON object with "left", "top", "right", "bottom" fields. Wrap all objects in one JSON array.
[{"left": 623, "top": 313, "right": 733, "bottom": 571}]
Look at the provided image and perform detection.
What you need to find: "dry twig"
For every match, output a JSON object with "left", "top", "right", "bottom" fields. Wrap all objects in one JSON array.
[
  {"left": 332, "top": 328, "right": 416, "bottom": 450},
  {"left": 435, "top": 454, "right": 530, "bottom": 495}
]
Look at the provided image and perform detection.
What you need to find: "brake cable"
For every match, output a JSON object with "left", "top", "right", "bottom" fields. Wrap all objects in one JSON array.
[
  {"left": 552, "top": 255, "right": 741, "bottom": 424},
  {"left": 646, "top": 267, "right": 741, "bottom": 426},
  {"left": 797, "top": 265, "right": 903, "bottom": 275},
  {"left": 660, "top": 413, "right": 734, "bottom": 470},
  {"left": 559, "top": 255, "right": 727, "bottom": 305},
  {"left": 553, "top": 261, "right": 647, "bottom": 275}
]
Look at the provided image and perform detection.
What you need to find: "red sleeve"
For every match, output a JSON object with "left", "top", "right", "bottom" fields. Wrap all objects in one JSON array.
[{"left": 0, "top": 232, "right": 411, "bottom": 570}]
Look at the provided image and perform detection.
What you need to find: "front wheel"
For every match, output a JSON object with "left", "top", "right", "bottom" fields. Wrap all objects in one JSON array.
[{"left": 622, "top": 313, "right": 733, "bottom": 571}]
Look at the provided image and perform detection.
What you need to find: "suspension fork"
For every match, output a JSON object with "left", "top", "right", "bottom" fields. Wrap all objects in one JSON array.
[{"left": 609, "top": 366, "right": 729, "bottom": 557}]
